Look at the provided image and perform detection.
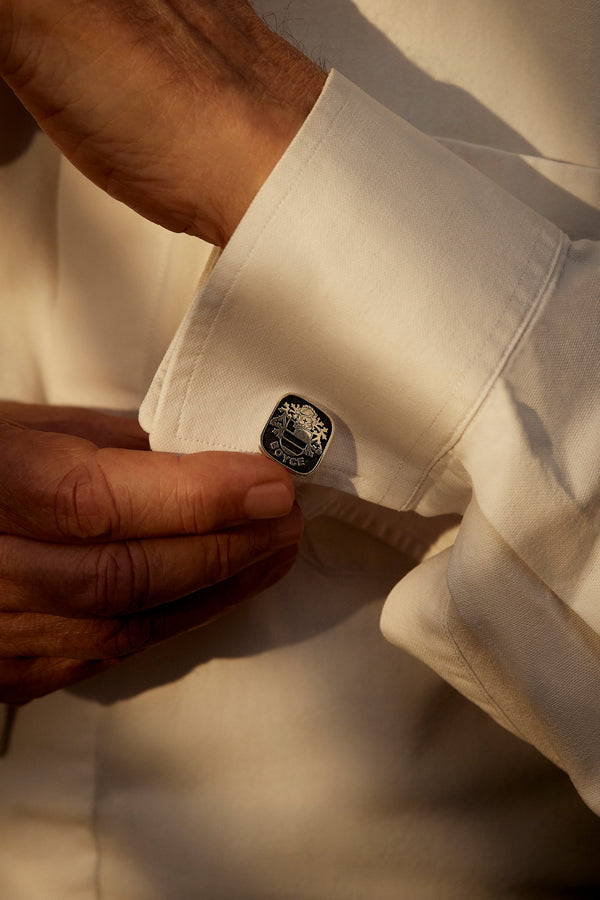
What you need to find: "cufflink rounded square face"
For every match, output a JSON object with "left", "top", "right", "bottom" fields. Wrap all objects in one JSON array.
[{"left": 260, "top": 395, "right": 334, "bottom": 476}]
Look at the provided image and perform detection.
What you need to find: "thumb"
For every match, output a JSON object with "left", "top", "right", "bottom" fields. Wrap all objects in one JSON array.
[{"left": 0, "top": 423, "right": 295, "bottom": 542}]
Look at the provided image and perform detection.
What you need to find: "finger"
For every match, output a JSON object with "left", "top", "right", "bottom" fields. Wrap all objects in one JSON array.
[
  {"left": 0, "top": 422, "right": 295, "bottom": 542},
  {"left": 0, "top": 657, "right": 116, "bottom": 706},
  {"left": 0, "top": 546, "right": 299, "bottom": 659},
  {"left": 0, "top": 505, "right": 303, "bottom": 616},
  {"left": 132, "top": 543, "right": 299, "bottom": 646},
  {"left": 0, "top": 401, "right": 149, "bottom": 449}
]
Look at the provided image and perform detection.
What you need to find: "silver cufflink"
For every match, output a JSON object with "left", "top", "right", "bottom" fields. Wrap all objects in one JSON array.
[{"left": 260, "top": 394, "right": 334, "bottom": 476}]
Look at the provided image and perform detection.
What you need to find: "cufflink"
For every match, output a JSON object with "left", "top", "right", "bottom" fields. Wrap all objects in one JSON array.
[{"left": 260, "top": 394, "right": 334, "bottom": 476}]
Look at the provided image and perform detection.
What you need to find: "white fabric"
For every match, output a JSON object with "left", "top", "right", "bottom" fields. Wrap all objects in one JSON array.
[
  {"left": 2, "top": 1, "right": 600, "bottom": 896},
  {"left": 141, "top": 67, "right": 600, "bottom": 809}
]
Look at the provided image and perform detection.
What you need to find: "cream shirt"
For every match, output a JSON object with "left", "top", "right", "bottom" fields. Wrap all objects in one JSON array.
[
  {"left": 142, "top": 4, "right": 600, "bottom": 808},
  {"left": 1, "top": 1, "right": 600, "bottom": 897}
]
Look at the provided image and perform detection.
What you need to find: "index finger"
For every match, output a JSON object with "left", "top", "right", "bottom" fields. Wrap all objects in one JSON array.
[{"left": 0, "top": 424, "right": 294, "bottom": 542}]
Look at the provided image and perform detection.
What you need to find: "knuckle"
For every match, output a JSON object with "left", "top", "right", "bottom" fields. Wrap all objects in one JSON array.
[
  {"left": 87, "top": 541, "right": 151, "bottom": 617},
  {"left": 181, "top": 476, "right": 208, "bottom": 535},
  {"left": 177, "top": 457, "right": 230, "bottom": 535},
  {"left": 199, "top": 527, "right": 269, "bottom": 585},
  {"left": 53, "top": 459, "right": 119, "bottom": 541},
  {"left": 201, "top": 533, "right": 236, "bottom": 584},
  {"left": 98, "top": 614, "right": 155, "bottom": 658}
]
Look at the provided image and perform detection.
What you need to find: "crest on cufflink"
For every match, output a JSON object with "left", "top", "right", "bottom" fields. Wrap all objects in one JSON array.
[{"left": 260, "top": 394, "right": 334, "bottom": 476}]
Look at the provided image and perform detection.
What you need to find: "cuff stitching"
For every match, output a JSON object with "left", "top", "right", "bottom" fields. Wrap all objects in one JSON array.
[
  {"left": 395, "top": 228, "right": 566, "bottom": 510},
  {"left": 175, "top": 91, "right": 351, "bottom": 444}
]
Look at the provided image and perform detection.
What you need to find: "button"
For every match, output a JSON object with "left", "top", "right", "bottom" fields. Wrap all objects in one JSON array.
[{"left": 260, "top": 395, "right": 334, "bottom": 476}]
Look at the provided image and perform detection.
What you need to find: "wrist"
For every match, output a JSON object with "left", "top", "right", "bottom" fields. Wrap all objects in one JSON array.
[{"left": 195, "top": 48, "right": 327, "bottom": 247}]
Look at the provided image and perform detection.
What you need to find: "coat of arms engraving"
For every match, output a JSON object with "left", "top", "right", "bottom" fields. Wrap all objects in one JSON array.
[{"left": 260, "top": 395, "right": 333, "bottom": 475}]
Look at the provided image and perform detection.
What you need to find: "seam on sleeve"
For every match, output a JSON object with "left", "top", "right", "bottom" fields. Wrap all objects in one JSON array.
[
  {"left": 397, "top": 229, "right": 568, "bottom": 510},
  {"left": 442, "top": 585, "right": 533, "bottom": 744}
]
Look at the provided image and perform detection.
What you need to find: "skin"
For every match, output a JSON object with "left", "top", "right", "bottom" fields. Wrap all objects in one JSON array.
[
  {"left": 0, "top": 404, "right": 304, "bottom": 702},
  {"left": 0, "top": 0, "right": 326, "bottom": 245},
  {"left": 0, "top": 2, "right": 323, "bottom": 701}
]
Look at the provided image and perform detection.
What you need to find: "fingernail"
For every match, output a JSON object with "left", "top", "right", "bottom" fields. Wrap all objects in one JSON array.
[
  {"left": 269, "top": 504, "right": 304, "bottom": 548},
  {"left": 244, "top": 481, "right": 294, "bottom": 519}
]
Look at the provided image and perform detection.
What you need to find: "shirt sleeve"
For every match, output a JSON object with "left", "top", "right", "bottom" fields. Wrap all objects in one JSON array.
[{"left": 140, "top": 70, "right": 600, "bottom": 813}]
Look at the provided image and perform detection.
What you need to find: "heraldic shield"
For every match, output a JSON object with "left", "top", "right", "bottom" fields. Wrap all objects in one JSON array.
[{"left": 260, "top": 395, "right": 334, "bottom": 475}]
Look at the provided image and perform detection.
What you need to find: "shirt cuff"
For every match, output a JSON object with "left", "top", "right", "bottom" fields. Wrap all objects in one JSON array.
[{"left": 140, "top": 69, "right": 563, "bottom": 513}]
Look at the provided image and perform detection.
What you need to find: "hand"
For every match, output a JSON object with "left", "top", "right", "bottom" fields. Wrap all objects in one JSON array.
[
  {"left": 0, "top": 403, "right": 302, "bottom": 703},
  {"left": 0, "top": 1, "right": 326, "bottom": 245}
]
